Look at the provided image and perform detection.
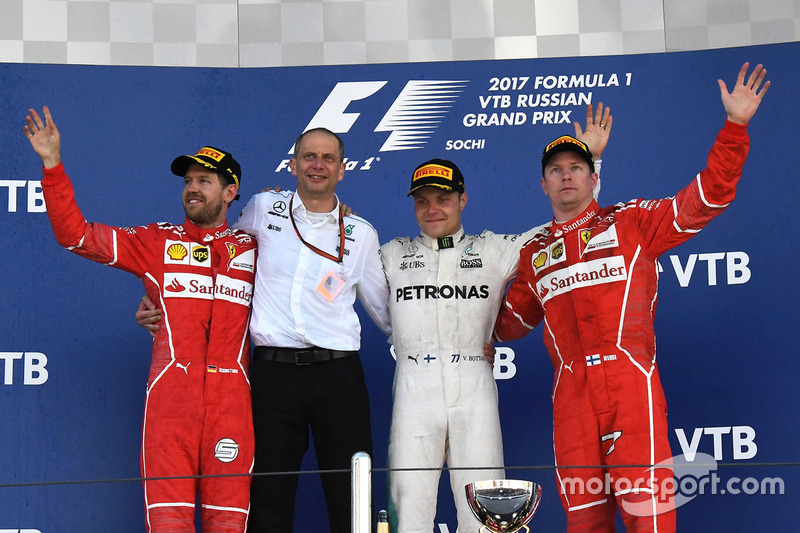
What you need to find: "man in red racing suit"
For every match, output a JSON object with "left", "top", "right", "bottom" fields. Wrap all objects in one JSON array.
[
  {"left": 25, "top": 107, "right": 257, "bottom": 532},
  {"left": 493, "top": 63, "right": 769, "bottom": 532}
]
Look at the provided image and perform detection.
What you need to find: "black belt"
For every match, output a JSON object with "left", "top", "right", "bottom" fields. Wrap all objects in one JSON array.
[{"left": 253, "top": 346, "right": 358, "bottom": 366}]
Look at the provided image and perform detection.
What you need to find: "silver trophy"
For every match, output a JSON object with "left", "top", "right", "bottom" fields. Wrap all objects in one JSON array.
[{"left": 465, "top": 479, "right": 542, "bottom": 533}]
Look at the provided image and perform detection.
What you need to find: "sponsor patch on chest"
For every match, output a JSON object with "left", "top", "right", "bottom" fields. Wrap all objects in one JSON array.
[
  {"left": 580, "top": 224, "right": 619, "bottom": 256},
  {"left": 460, "top": 258, "right": 483, "bottom": 268},
  {"left": 164, "top": 240, "right": 211, "bottom": 267},
  {"left": 536, "top": 255, "right": 626, "bottom": 303},
  {"left": 399, "top": 259, "right": 425, "bottom": 271},
  {"left": 163, "top": 272, "right": 253, "bottom": 306},
  {"left": 229, "top": 247, "right": 256, "bottom": 273},
  {"left": 531, "top": 238, "right": 566, "bottom": 274}
]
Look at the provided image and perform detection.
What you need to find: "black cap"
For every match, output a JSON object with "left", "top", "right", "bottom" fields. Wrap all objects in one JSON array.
[
  {"left": 408, "top": 158, "right": 465, "bottom": 196},
  {"left": 171, "top": 146, "right": 242, "bottom": 189},
  {"left": 541, "top": 135, "right": 595, "bottom": 174}
]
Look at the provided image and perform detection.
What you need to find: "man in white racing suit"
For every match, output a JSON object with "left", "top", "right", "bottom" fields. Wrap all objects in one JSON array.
[
  {"left": 382, "top": 157, "right": 525, "bottom": 532},
  {"left": 381, "top": 104, "right": 610, "bottom": 533}
]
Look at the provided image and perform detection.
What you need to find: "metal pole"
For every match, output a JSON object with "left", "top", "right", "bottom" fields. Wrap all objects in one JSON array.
[{"left": 351, "top": 451, "right": 372, "bottom": 533}]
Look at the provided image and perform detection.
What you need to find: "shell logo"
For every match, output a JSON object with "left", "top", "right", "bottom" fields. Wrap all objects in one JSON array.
[
  {"left": 167, "top": 243, "right": 188, "bottom": 261},
  {"left": 533, "top": 251, "right": 548, "bottom": 269}
]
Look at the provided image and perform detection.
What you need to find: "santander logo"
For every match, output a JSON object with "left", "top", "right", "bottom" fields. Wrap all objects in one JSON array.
[
  {"left": 166, "top": 278, "right": 186, "bottom": 292},
  {"left": 537, "top": 256, "right": 627, "bottom": 304}
]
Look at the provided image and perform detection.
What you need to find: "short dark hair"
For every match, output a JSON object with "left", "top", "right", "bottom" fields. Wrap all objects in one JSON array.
[
  {"left": 211, "top": 171, "right": 239, "bottom": 206},
  {"left": 293, "top": 127, "right": 345, "bottom": 162}
]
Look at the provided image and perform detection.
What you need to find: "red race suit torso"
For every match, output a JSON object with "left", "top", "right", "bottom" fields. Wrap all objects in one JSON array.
[
  {"left": 42, "top": 163, "right": 257, "bottom": 532},
  {"left": 494, "top": 121, "right": 750, "bottom": 532}
]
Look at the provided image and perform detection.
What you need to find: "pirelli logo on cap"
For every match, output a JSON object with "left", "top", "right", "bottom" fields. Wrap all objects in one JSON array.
[
  {"left": 196, "top": 147, "right": 225, "bottom": 162},
  {"left": 545, "top": 136, "right": 585, "bottom": 153},
  {"left": 413, "top": 164, "right": 453, "bottom": 184}
]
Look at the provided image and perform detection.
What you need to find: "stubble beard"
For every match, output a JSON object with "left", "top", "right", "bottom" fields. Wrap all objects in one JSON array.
[{"left": 184, "top": 195, "right": 224, "bottom": 227}]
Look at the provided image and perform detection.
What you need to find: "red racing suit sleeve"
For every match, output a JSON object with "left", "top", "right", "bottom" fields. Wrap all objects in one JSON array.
[
  {"left": 493, "top": 120, "right": 750, "bottom": 343},
  {"left": 493, "top": 241, "right": 545, "bottom": 342},
  {"left": 633, "top": 120, "right": 750, "bottom": 259},
  {"left": 41, "top": 162, "right": 156, "bottom": 277}
]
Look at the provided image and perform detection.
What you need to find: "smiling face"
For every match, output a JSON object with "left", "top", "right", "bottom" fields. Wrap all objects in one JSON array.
[
  {"left": 541, "top": 151, "right": 598, "bottom": 221},
  {"left": 182, "top": 163, "right": 236, "bottom": 228},
  {"left": 290, "top": 129, "right": 345, "bottom": 211},
  {"left": 412, "top": 186, "right": 467, "bottom": 238}
]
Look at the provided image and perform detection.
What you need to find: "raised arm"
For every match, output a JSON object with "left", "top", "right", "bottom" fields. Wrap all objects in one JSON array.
[
  {"left": 718, "top": 62, "right": 770, "bottom": 125},
  {"left": 24, "top": 106, "right": 62, "bottom": 169}
]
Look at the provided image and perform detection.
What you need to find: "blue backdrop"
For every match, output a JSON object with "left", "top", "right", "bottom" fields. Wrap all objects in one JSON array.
[{"left": 1, "top": 42, "right": 797, "bottom": 531}]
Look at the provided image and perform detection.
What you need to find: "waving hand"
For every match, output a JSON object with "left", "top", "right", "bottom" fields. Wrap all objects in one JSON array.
[
  {"left": 718, "top": 63, "right": 770, "bottom": 125},
  {"left": 24, "top": 106, "right": 62, "bottom": 169}
]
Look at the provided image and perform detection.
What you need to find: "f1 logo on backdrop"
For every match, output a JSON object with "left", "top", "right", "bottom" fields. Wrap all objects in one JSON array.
[{"left": 275, "top": 80, "right": 469, "bottom": 172}]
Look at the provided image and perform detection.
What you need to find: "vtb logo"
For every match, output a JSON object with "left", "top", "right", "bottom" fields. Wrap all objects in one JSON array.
[{"left": 289, "top": 80, "right": 469, "bottom": 154}]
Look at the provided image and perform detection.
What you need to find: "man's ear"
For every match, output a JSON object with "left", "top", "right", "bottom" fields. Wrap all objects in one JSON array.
[{"left": 224, "top": 184, "right": 239, "bottom": 204}]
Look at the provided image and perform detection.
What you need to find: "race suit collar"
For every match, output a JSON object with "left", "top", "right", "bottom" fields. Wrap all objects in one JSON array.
[
  {"left": 552, "top": 200, "right": 599, "bottom": 237},
  {"left": 183, "top": 217, "right": 230, "bottom": 242},
  {"left": 419, "top": 226, "right": 466, "bottom": 251}
]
